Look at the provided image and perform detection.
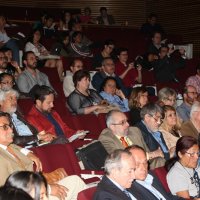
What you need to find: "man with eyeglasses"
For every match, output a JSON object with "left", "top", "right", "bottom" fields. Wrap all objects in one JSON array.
[
  {"left": 181, "top": 101, "right": 200, "bottom": 140},
  {"left": 0, "top": 112, "right": 87, "bottom": 199},
  {"left": 92, "top": 57, "right": 128, "bottom": 96},
  {"left": 99, "top": 109, "right": 166, "bottom": 169},
  {"left": 177, "top": 85, "right": 198, "bottom": 122},
  {"left": 136, "top": 103, "right": 170, "bottom": 166}
]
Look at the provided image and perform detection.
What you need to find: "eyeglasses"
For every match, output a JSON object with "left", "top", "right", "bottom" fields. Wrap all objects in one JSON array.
[
  {"left": 112, "top": 119, "right": 128, "bottom": 126},
  {"left": 185, "top": 151, "right": 200, "bottom": 157},
  {"left": 149, "top": 114, "right": 163, "bottom": 124},
  {"left": 187, "top": 92, "right": 198, "bottom": 95},
  {"left": 0, "top": 123, "right": 13, "bottom": 131},
  {"left": 1, "top": 81, "right": 15, "bottom": 85}
]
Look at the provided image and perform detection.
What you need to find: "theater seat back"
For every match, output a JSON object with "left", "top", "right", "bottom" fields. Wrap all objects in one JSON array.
[{"left": 77, "top": 186, "right": 96, "bottom": 200}]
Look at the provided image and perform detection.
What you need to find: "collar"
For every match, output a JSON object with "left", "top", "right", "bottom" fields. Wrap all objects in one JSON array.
[
  {"left": 107, "top": 176, "right": 125, "bottom": 191},
  {"left": 0, "top": 143, "right": 8, "bottom": 150},
  {"left": 136, "top": 174, "right": 153, "bottom": 185}
]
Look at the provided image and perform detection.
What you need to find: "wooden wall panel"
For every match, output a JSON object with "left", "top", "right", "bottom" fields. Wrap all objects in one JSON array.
[
  {"left": 146, "top": 0, "right": 200, "bottom": 56},
  {"left": 0, "top": 0, "right": 146, "bottom": 27}
]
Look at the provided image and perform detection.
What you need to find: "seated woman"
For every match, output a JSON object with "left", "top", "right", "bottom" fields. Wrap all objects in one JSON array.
[
  {"left": 68, "top": 69, "right": 108, "bottom": 115},
  {"left": 58, "top": 11, "right": 71, "bottom": 31},
  {"left": 4, "top": 171, "right": 48, "bottom": 200},
  {"left": 92, "top": 39, "right": 115, "bottom": 69},
  {"left": 129, "top": 86, "right": 148, "bottom": 126},
  {"left": 159, "top": 105, "right": 181, "bottom": 155},
  {"left": 100, "top": 77, "right": 129, "bottom": 112},
  {"left": 25, "top": 29, "right": 64, "bottom": 81},
  {"left": 68, "top": 31, "right": 93, "bottom": 58},
  {"left": 157, "top": 87, "right": 177, "bottom": 107},
  {"left": 166, "top": 136, "right": 200, "bottom": 199}
]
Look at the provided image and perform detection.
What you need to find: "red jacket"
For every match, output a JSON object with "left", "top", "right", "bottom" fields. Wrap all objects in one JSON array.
[{"left": 26, "top": 106, "right": 76, "bottom": 138}]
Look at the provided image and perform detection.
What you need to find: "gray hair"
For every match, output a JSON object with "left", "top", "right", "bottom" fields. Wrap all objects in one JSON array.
[
  {"left": 158, "top": 87, "right": 177, "bottom": 101},
  {"left": 104, "top": 149, "right": 131, "bottom": 175},
  {"left": 106, "top": 110, "right": 122, "bottom": 128},
  {"left": 0, "top": 89, "right": 19, "bottom": 102},
  {"left": 190, "top": 101, "right": 200, "bottom": 118},
  {"left": 140, "top": 103, "right": 163, "bottom": 120},
  {"left": 101, "top": 57, "right": 113, "bottom": 66}
]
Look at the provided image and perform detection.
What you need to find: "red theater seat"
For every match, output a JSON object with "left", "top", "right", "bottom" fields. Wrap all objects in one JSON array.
[{"left": 77, "top": 186, "right": 97, "bottom": 200}]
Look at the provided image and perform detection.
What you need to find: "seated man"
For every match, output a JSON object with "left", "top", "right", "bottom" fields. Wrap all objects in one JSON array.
[
  {"left": 99, "top": 110, "right": 166, "bottom": 169},
  {"left": 176, "top": 85, "right": 198, "bottom": 122},
  {"left": 26, "top": 85, "right": 83, "bottom": 139},
  {"left": 115, "top": 47, "right": 142, "bottom": 88},
  {"left": 17, "top": 51, "right": 54, "bottom": 96},
  {"left": 63, "top": 58, "right": 83, "bottom": 97},
  {"left": 96, "top": 7, "right": 115, "bottom": 25},
  {"left": 136, "top": 103, "right": 170, "bottom": 162},
  {"left": 93, "top": 149, "right": 136, "bottom": 200},
  {"left": 92, "top": 57, "right": 128, "bottom": 96},
  {"left": 127, "top": 145, "right": 184, "bottom": 200},
  {"left": 0, "top": 89, "right": 54, "bottom": 147},
  {"left": 180, "top": 101, "right": 200, "bottom": 140},
  {"left": 0, "top": 111, "right": 86, "bottom": 200}
]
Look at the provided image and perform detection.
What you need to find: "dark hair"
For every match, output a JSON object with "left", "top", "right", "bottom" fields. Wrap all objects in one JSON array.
[
  {"left": 128, "top": 86, "right": 148, "bottom": 109},
  {"left": 0, "top": 111, "right": 11, "bottom": 122},
  {"left": 159, "top": 44, "right": 169, "bottom": 52},
  {"left": 148, "top": 13, "right": 157, "bottom": 19},
  {"left": 22, "top": 51, "right": 35, "bottom": 62},
  {"left": 0, "top": 47, "right": 12, "bottom": 53},
  {"left": 73, "top": 69, "right": 90, "bottom": 87},
  {"left": 5, "top": 171, "right": 47, "bottom": 200},
  {"left": 0, "top": 186, "right": 33, "bottom": 200},
  {"left": 27, "top": 29, "right": 42, "bottom": 44},
  {"left": 151, "top": 31, "right": 162, "bottom": 39},
  {"left": 44, "top": 14, "right": 54, "bottom": 21},
  {"left": 0, "top": 73, "right": 14, "bottom": 83},
  {"left": 100, "top": 7, "right": 107, "bottom": 12},
  {"left": 71, "top": 31, "right": 82, "bottom": 43},
  {"left": 100, "top": 77, "right": 120, "bottom": 92},
  {"left": 57, "top": 31, "right": 69, "bottom": 43},
  {"left": 166, "top": 136, "right": 198, "bottom": 171},
  {"left": 34, "top": 85, "right": 55, "bottom": 103},
  {"left": 84, "top": 7, "right": 91, "bottom": 14},
  {"left": 70, "top": 58, "right": 83, "bottom": 68},
  {"left": 116, "top": 47, "right": 128, "bottom": 56},
  {"left": 104, "top": 39, "right": 115, "bottom": 46}
]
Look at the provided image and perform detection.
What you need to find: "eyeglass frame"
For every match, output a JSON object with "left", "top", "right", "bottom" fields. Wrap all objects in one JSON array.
[
  {"left": 0, "top": 123, "right": 13, "bottom": 131},
  {"left": 148, "top": 114, "right": 163, "bottom": 123},
  {"left": 111, "top": 119, "right": 128, "bottom": 126},
  {"left": 185, "top": 151, "right": 200, "bottom": 157}
]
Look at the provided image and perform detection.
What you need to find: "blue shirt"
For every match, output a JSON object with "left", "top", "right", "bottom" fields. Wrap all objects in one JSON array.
[{"left": 100, "top": 91, "right": 130, "bottom": 112}]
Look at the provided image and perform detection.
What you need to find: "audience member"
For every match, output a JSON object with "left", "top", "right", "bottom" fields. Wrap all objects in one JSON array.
[
  {"left": 1, "top": 47, "right": 22, "bottom": 77},
  {"left": 0, "top": 89, "right": 54, "bottom": 147},
  {"left": 140, "top": 13, "right": 164, "bottom": 37},
  {"left": 159, "top": 105, "right": 181, "bottom": 151},
  {"left": 50, "top": 31, "right": 70, "bottom": 57},
  {"left": 186, "top": 63, "right": 200, "bottom": 94},
  {"left": 17, "top": 51, "right": 54, "bottom": 96},
  {"left": 166, "top": 136, "right": 200, "bottom": 199},
  {"left": 92, "top": 39, "right": 115, "bottom": 69},
  {"left": 157, "top": 87, "right": 177, "bottom": 107},
  {"left": 0, "top": 111, "right": 86, "bottom": 199},
  {"left": 68, "top": 70, "right": 107, "bottom": 115},
  {"left": 127, "top": 145, "right": 184, "bottom": 200},
  {"left": 129, "top": 86, "right": 149, "bottom": 126},
  {"left": 136, "top": 103, "right": 171, "bottom": 163},
  {"left": 0, "top": 14, "right": 20, "bottom": 64},
  {"left": 33, "top": 11, "right": 47, "bottom": 30},
  {"left": 115, "top": 47, "right": 142, "bottom": 88},
  {"left": 25, "top": 29, "right": 64, "bottom": 80},
  {"left": 99, "top": 110, "right": 165, "bottom": 169},
  {"left": 92, "top": 57, "right": 128, "bottom": 96},
  {"left": 153, "top": 44, "right": 185, "bottom": 82},
  {"left": 63, "top": 58, "right": 83, "bottom": 97},
  {"left": 80, "top": 7, "right": 95, "bottom": 24},
  {"left": 0, "top": 73, "right": 17, "bottom": 91},
  {"left": 4, "top": 171, "right": 48, "bottom": 200},
  {"left": 26, "top": 85, "right": 83, "bottom": 139},
  {"left": 58, "top": 11, "right": 71, "bottom": 31},
  {"left": 68, "top": 31, "right": 93, "bottom": 57},
  {"left": 176, "top": 85, "right": 198, "bottom": 122},
  {"left": 42, "top": 15, "right": 56, "bottom": 38},
  {"left": 180, "top": 101, "right": 200, "bottom": 140},
  {"left": 100, "top": 77, "right": 129, "bottom": 112},
  {"left": 93, "top": 149, "right": 136, "bottom": 200},
  {"left": 0, "top": 186, "right": 33, "bottom": 200},
  {"left": 96, "top": 7, "right": 115, "bottom": 25}
]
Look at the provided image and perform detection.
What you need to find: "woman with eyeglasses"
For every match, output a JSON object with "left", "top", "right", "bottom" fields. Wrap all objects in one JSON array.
[
  {"left": 157, "top": 87, "right": 177, "bottom": 107},
  {"left": 159, "top": 105, "right": 182, "bottom": 157},
  {"left": 166, "top": 136, "right": 200, "bottom": 199}
]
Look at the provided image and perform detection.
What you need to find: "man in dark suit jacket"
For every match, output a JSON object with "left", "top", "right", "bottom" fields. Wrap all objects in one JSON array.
[
  {"left": 92, "top": 57, "right": 128, "bottom": 96},
  {"left": 136, "top": 103, "right": 170, "bottom": 161},
  {"left": 127, "top": 145, "right": 184, "bottom": 200},
  {"left": 93, "top": 149, "right": 136, "bottom": 200}
]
